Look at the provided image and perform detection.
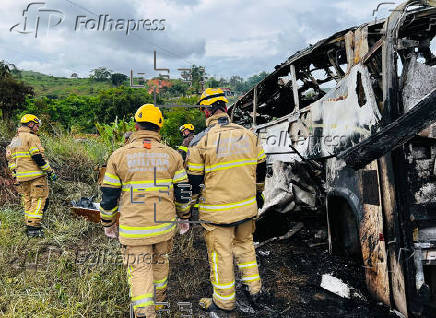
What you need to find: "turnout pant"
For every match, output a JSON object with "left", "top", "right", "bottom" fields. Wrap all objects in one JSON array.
[
  {"left": 204, "top": 219, "right": 261, "bottom": 310},
  {"left": 123, "top": 239, "right": 172, "bottom": 318},
  {"left": 17, "top": 176, "right": 49, "bottom": 227}
]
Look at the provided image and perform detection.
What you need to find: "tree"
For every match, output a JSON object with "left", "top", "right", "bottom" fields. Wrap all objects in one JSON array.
[
  {"left": 206, "top": 77, "right": 220, "bottom": 88},
  {"left": 229, "top": 75, "right": 243, "bottom": 88},
  {"left": 90, "top": 67, "right": 112, "bottom": 81},
  {"left": 0, "top": 76, "right": 34, "bottom": 120},
  {"left": 0, "top": 61, "right": 18, "bottom": 79},
  {"left": 161, "top": 79, "right": 189, "bottom": 97},
  {"left": 160, "top": 107, "right": 206, "bottom": 148},
  {"left": 111, "top": 73, "right": 128, "bottom": 86},
  {"left": 189, "top": 65, "right": 206, "bottom": 93}
]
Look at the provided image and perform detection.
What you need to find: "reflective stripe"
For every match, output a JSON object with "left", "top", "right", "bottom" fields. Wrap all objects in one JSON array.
[
  {"left": 238, "top": 261, "right": 257, "bottom": 269},
  {"left": 213, "top": 289, "right": 236, "bottom": 301},
  {"left": 173, "top": 170, "right": 188, "bottom": 183},
  {"left": 12, "top": 152, "right": 30, "bottom": 158},
  {"left": 187, "top": 162, "right": 204, "bottom": 172},
  {"left": 154, "top": 277, "right": 168, "bottom": 290},
  {"left": 29, "top": 147, "right": 40, "bottom": 155},
  {"left": 8, "top": 162, "right": 17, "bottom": 170},
  {"left": 212, "top": 280, "right": 235, "bottom": 290},
  {"left": 199, "top": 196, "right": 256, "bottom": 212},
  {"left": 26, "top": 198, "right": 43, "bottom": 218},
  {"left": 205, "top": 159, "right": 257, "bottom": 173},
  {"left": 178, "top": 146, "right": 188, "bottom": 152},
  {"left": 212, "top": 251, "right": 219, "bottom": 284},
  {"left": 25, "top": 213, "right": 43, "bottom": 219},
  {"left": 257, "top": 150, "right": 266, "bottom": 160},
  {"left": 121, "top": 180, "right": 172, "bottom": 192},
  {"left": 119, "top": 220, "right": 176, "bottom": 238},
  {"left": 40, "top": 163, "right": 50, "bottom": 171},
  {"left": 127, "top": 265, "right": 133, "bottom": 297},
  {"left": 99, "top": 205, "right": 118, "bottom": 219},
  {"left": 16, "top": 171, "right": 45, "bottom": 178},
  {"left": 132, "top": 293, "right": 154, "bottom": 308},
  {"left": 241, "top": 274, "right": 260, "bottom": 282},
  {"left": 35, "top": 198, "right": 42, "bottom": 214},
  {"left": 175, "top": 202, "right": 190, "bottom": 212},
  {"left": 103, "top": 173, "right": 121, "bottom": 186}
]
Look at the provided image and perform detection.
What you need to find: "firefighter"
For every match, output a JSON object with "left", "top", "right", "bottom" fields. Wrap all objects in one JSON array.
[
  {"left": 6, "top": 114, "right": 57, "bottom": 238},
  {"left": 99, "top": 104, "right": 190, "bottom": 318},
  {"left": 186, "top": 88, "right": 267, "bottom": 314},
  {"left": 177, "top": 124, "right": 195, "bottom": 162}
]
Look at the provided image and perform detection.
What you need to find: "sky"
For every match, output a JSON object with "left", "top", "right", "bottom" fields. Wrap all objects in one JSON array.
[{"left": 0, "top": 0, "right": 405, "bottom": 79}]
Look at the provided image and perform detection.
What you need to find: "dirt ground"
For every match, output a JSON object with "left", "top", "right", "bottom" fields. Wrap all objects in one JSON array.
[{"left": 167, "top": 211, "right": 399, "bottom": 318}]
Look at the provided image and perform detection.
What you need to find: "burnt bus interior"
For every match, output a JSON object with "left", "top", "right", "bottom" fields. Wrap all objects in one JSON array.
[{"left": 231, "top": 2, "right": 436, "bottom": 316}]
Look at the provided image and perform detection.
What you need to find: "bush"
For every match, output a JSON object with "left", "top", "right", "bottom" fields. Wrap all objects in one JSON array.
[{"left": 42, "top": 133, "right": 108, "bottom": 184}]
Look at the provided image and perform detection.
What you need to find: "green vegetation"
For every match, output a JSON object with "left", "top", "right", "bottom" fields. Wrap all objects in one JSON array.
[
  {"left": 0, "top": 61, "right": 272, "bottom": 316},
  {"left": 95, "top": 118, "right": 135, "bottom": 152},
  {"left": 0, "top": 133, "right": 208, "bottom": 317},
  {"left": 18, "top": 71, "right": 115, "bottom": 98},
  {"left": 0, "top": 61, "right": 34, "bottom": 120}
]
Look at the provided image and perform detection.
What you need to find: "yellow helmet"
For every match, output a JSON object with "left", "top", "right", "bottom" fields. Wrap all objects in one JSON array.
[
  {"left": 179, "top": 124, "right": 194, "bottom": 134},
  {"left": 20, "top": 114, "right": 41, "bottom": 125},
  {"left": 198, "top": 88, "right": 228, "bottom": 106},
  {"left": 135, "top": 104, "right": 164, "bottom": 128}
]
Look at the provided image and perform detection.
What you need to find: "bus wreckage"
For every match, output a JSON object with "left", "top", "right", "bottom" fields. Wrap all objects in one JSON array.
[{"left": 230, "top": 1, "right": 436, "bottom": 316}]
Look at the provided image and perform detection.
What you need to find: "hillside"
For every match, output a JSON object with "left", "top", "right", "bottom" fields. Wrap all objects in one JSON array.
[{"left": 16, "top": 71, "right": 120, "bottom": 98}]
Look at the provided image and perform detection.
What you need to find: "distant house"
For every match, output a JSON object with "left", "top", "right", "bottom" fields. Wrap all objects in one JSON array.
[
  {"left": 147, "top": 79, "right": 172, "bottom": 94},
  {"left": 221, "top": 87, "right": 235, "bottom": 97}
]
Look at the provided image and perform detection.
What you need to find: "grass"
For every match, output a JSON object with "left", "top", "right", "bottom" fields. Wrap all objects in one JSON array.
[
  {"left": 16, "top": 71, "right": 121, "bottom": 98},
  {"left": 0, "top": 133, "right": 129, "bottom": 317},
  {"left": 0, "top": 132, "right": 213, "bottom": 317}
]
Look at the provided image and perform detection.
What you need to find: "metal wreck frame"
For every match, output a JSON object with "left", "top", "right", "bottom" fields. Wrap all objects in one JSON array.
[{"left": 230, "top": 1, "right": 436, "bottom": 315}]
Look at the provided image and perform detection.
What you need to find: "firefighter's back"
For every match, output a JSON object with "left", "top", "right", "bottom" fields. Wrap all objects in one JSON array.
[
  {"left": 104, "top": 131, "right": 183, "bottom": 246},
  {"left": 192, "top": 119, "right": 263, "bottom": 224}
]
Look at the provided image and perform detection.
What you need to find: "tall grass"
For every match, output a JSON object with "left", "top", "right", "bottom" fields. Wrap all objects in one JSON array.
[
  {"left": 0, "top": 129, "right": 214, "bottom": 318},
  {"left": 42, "top": 133, "right": 108, "bottom": 184}
]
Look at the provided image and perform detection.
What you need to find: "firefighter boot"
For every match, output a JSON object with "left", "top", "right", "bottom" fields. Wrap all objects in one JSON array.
[
  {"left": 26, "top": 226, "right": 44, "bottom": 238},
  {"left": 200, "top": 298, "right": 236, "bottom": 317},
  {"left": 244, "top": 287, "right": 269, "bottom": 309}
]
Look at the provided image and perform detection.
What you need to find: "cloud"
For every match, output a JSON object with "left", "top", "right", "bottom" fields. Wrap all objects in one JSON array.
[{"left": 0, "top": 0, "right": 397, "bottom": 79}]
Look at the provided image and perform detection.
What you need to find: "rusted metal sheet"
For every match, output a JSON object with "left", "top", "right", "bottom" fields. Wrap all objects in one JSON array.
[
  {"left": 358, "top": 160, "right": 391, "bottom": 305},
  {"left": 353, "top": 27, "right": 369, "bottom": 65},
  {"left": 71, "top": 206, "right": 120, "bottom": 224},
  {"left": 71, "top": 206, "right": 101, "bottom": 223},
  {"left": 378, "top": 154, "right": 408, "bottom": 316}
]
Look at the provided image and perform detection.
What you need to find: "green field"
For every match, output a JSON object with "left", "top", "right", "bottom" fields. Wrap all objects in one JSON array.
[{"left": 17, "top": 71, "right": 123, "bottom": 98}]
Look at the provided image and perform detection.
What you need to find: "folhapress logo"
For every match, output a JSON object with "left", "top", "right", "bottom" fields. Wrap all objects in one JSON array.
[
  {"left": 10, "top": 2, "right": 64, "bottom": 38},
  {"left": 10, "top": 2, "right": 166, "bottom": 38}
]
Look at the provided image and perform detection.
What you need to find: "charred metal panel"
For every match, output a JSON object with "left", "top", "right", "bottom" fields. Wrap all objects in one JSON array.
[
  {"left": 402, "top": 57, "right": 436, "bottom": 112},
  {"left": 299, "top": 65, "right": 382, "bottom": 159},
  {"left": 378, "top": 154, "right": 408, "bottom": 316},
  {"left": 359, "top": 161, "right": 391, "bottom": 306},
  {"left": 361, "top": 170, "right": 380, "bottom": 206},
  {"left": 337, "top": 89, "right": 436, "bottom": 170}
]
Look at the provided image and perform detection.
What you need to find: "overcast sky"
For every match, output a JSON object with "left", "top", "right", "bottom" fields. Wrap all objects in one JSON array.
[{"left": 1, "top": 0, "right": 404, "bottom": 79}]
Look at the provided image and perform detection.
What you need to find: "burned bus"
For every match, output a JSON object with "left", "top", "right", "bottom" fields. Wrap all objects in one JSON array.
[{"left": 230, "top": 1, "right": 436, "bottom": 316}]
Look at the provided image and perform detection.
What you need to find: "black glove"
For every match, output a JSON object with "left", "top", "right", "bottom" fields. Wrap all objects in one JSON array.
[
  {"left": 48, "top": 171, "right": 58, "bottom": 182},
  {"left": 256, "top": 192, "right": 265, "bottom": 209}
]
